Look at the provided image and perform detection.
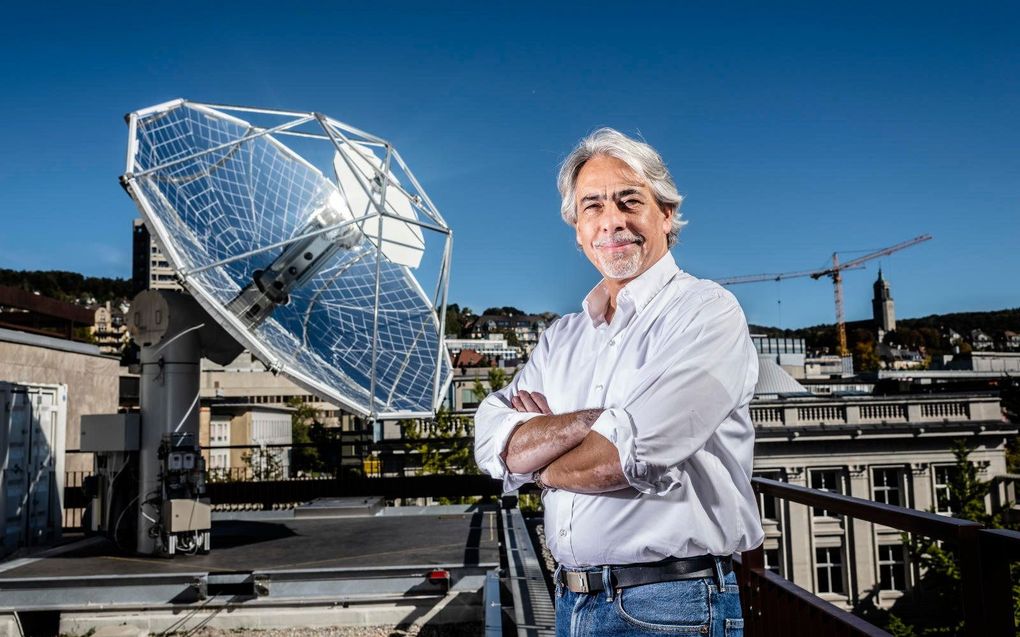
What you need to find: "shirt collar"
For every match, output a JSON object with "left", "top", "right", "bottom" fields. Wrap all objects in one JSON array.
[{"left": 581, "top": 251, "right": 681, "bottom": 327}]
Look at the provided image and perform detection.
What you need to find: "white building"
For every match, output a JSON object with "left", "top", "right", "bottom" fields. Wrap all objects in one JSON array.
[
  {"left": 90, "top": 301, "right": 131, "bottom": 355},
  {"left": 201, "top": 403, "right": 293, "bottom": 480},
  {"left": 468, "top": 314, "right": 550, "bottom": 354},
  {"left": 750, "top": 359, "right": 1014, "bottom": 612},
  {"left": 970, "top": 329, "right": 994, "bottom": 351},
  {"left": 446, "top": 335, "right": 521, "bottom": 365},
  {"left": 200, "top": 351, "right": 352, "bottom": 428}
]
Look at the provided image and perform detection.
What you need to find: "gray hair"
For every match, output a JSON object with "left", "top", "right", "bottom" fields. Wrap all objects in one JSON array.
[{"left": 557, "top": 128, "right": 686, "bottom": 247}]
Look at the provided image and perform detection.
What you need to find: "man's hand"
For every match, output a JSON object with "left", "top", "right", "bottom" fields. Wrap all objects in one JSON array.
[
  {"left": 503, "top": 392, "right": 627, "bottom": 493},
  {"left": 502, "top": 400, "right": 603, "bottom": 475},
  {"left": 510, "top": 390, "right": 552, "bottom": 415},
  {"left": 541, "top": 432, "right": 630, "bottom": 493}
]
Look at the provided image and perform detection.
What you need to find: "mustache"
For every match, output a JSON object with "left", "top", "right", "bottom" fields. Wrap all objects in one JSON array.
[{"left": 593, "top": 232, "right": 645, "bottom": 248}]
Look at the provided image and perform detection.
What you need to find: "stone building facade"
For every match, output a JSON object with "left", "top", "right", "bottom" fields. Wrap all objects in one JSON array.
[{"left": 751, "top": 393, "right": 1012, "bottom": 611}]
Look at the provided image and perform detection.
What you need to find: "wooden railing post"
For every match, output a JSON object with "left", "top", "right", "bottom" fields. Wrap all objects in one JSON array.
[
  {"left": 979, "top": 529, "right": 1020, "bottom": 637},
  {"left": 957, "top": 525, "right": 987, "bottom": 637},
  {"left": 740, "top": 545, "right": 765, "bottom": 637}
]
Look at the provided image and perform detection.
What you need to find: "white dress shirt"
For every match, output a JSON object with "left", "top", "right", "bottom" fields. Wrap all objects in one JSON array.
[{"left": 473, "top": 251, "right": 764, "bottom": 567}]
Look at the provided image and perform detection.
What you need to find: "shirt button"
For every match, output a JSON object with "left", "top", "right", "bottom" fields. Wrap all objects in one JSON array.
[
  {"left": 559, "top": 529, "right": 567, "bottom": 537},
  {"left": 609, "top": 339, "right": 616, "bottom": 346},
  {"left": 595, "top": 384, "right": 604, "bottom": 392}
]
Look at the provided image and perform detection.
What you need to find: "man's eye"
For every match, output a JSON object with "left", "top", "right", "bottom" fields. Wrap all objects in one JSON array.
[{"left": 622, "top": 199, "right": 641, "bottom": 208}]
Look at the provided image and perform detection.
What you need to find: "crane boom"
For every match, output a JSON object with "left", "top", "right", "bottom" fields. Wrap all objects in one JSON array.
[
  {"left": 717, "top": 265, "right": 863, "bottom": 286},
  {"left": 810, "top": 234, "right": 932, "bottom": 280},
  {"left": 717, "top": 233, "right": 933, "bottom": 361}
]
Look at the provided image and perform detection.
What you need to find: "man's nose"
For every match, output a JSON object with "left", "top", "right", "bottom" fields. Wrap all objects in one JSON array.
[{"left": 601, "top": 201, "right": 627, "bottom": 232}]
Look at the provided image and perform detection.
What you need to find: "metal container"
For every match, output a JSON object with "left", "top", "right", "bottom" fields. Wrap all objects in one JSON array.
[{"left": 0, "top": 382, "right": 67, "bottom": 556}]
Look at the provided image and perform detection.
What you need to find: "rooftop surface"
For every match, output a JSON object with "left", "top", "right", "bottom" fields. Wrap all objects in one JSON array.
[{"left": 0, "top": 505, "right": 499, "bottom": 579}]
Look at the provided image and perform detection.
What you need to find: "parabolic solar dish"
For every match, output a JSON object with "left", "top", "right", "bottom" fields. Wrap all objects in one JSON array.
[{"left": 120, "top": 100, "right": 453, "bottom": 419}]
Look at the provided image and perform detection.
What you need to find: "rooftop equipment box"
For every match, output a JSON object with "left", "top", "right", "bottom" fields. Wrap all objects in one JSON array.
[
  {"left": 162, "top": 499, "right": 211, "bottom": 532},
  {"left": 80, "top": 414, "right": 140, "bottom": 452}
]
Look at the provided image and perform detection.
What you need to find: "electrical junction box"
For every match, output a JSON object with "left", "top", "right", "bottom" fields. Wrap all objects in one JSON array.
[
  {"left": 162, "top": 499, "right": 212, "bottom": 532},
  {"left": 80, "top": 414, "right": 140, "bottom": 452}
]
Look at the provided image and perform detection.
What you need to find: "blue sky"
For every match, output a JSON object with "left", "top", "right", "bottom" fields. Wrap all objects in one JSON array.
[{"left": 1, "top": 2, "right": 1017, "bottom": 328}]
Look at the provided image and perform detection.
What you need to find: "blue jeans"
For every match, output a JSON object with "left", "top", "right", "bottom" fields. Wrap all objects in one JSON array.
[{"left": 554, "top": 559, "right": 744, "bottom": 636}]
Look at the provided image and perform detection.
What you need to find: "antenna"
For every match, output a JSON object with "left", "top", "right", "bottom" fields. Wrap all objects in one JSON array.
[{"left": 102, "top": 101, "right": 453, "bottom": 555}]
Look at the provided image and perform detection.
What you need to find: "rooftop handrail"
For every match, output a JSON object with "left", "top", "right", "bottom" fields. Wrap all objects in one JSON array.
[
  {"left": 747, "top": 477, "right": 1020, "bottom": 637},
  {"left": 734, "top": 554, "right": 892, "bottom": 637},
  {"left": 752, "top": 477, "right": 982, "bottom": 541},
  {"left": 979, "top": 527, "right": 1020, "bottom": 558}
]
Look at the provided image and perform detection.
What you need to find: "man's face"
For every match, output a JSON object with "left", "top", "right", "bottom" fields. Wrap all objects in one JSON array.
[{"left": 573, "top": 155, "right": 673, "bottom": 281}]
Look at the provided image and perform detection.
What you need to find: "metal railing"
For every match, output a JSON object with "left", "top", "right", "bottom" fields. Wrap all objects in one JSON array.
[
  {"left": 741, "top": 477, "right": 1020, "bottom": 637},
  {"left": 62, "top": 467, "right": 93, "bottom": 530},
  {"left": 63, "top": 438, "right": 492, "bottom": 519}
]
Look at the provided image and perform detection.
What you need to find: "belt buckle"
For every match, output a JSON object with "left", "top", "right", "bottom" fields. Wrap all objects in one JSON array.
[{"left": 565, "top": 570, "right": 590, "bottom": 593}]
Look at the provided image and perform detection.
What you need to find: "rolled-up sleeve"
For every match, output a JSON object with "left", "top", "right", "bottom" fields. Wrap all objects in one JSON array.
[
  {"left": 473, "top": 328, "right": 553, "bottom": 492},
  {"left": 590, "top": 291, "right": 758, "bottom": 496}
]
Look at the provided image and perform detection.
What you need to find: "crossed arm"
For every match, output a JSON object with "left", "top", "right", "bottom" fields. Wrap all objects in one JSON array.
[{"left": 503, "top": 390, "right": 630, "bottom": 494}]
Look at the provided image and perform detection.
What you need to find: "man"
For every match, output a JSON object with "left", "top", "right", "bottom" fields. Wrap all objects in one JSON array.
[{"left": 474, "top": 128, "right": 763, "bottom": 636}]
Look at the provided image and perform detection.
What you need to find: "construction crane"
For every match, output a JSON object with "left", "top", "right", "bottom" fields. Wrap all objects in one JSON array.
[{"left": 717, "top": 234, "right": 932, "bottom": 358}]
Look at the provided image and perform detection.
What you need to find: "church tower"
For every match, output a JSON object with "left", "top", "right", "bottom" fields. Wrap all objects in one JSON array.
[{"left": 872, "top": 268, "right": 896, "bottom": 340}]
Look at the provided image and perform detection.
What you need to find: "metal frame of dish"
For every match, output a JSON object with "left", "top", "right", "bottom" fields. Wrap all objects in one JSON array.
[{"left": 120, "top": 100, "right": 453, "bottom": 421}]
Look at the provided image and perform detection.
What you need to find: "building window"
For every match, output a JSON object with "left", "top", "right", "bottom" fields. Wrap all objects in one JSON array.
[
  {"left": 872, "top": 468, "right": 903, "bottom": 506},
  {"left": 810, "top": 469, "right": 842, "bottom": 518},
  {"left": 878, "top": 544, "right": 907, "bottom": 592},
  {"left": 754, "top": 470, "right": 784, "bottom": 520},
  {"left": 764, "top": 548, "right": 781, "bottom": 575},
  {"left": 460, "top": 388, "right": 480, "bottom": 409},
  {"left": 815, "top": 547, "right": 845, "bottom": 594},
  {"left": 934, "top": 465, "right": 957, "bottom": 515}
]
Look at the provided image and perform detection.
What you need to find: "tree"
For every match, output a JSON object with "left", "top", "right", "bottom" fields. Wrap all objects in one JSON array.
[
  {"left": 287, "top": 397, "right": 325, "bottom": 476},
  {"left": 886, "top": 441, "right": 1018, "bottom": 635},
  {"left": 443, "top": 303, "right": 477, "bottom": 337},
  {"left": 503, "top": 329, "right": 521, "bottom": 348},
  {"left": 403, "top": 408, "right": 479, "bottom": 505},
  {"left": 1002, "top": 376, "right": 1020, "bottom": 474},
  {"left": 0, "top": 268, "right": 132, "bottom": 303},
  {"left": 443, "top": 303, "right": 463, "bottom": 336},
  {"left": 482, "top": 306, "right": 526, "bottom": 317},
  {"left": 488, "top": 367, "right": 508, "bottom": 390},
  {"left": 853, "top": 340, "right": 880, "bottom": 372},
  {"left": 884, "top": 328, "right": 924, "bottom": 351},
  {"left": 242, "top": 446, "right": 284, "bottom": 481},
  {"left": 73, "top": 326, "right": 96, "bottom": 343},
  {"left": 471, "top": 367, "right": 510, "bottom": 405},
  {"left": 917, "top": 327, "right": 946, "bottom": 353}
]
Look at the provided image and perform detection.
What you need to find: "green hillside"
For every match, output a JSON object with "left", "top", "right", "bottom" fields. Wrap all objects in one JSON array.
[{"left": 0, "top": 269, "right": 132, "bottom": 304}]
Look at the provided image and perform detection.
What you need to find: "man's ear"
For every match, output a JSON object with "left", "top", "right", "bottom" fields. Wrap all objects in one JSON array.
[{"left": 660, "top": 204, "right": 675, "bottom": 235}]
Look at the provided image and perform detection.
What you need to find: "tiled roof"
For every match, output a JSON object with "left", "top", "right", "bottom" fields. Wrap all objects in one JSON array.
[{"left": 453, "top": 348, "right": 486, "bottom": 367}]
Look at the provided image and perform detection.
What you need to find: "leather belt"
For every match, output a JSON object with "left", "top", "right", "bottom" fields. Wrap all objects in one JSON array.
[{"left": 560, "top": 556, "right": 731, "bottom": 594}]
